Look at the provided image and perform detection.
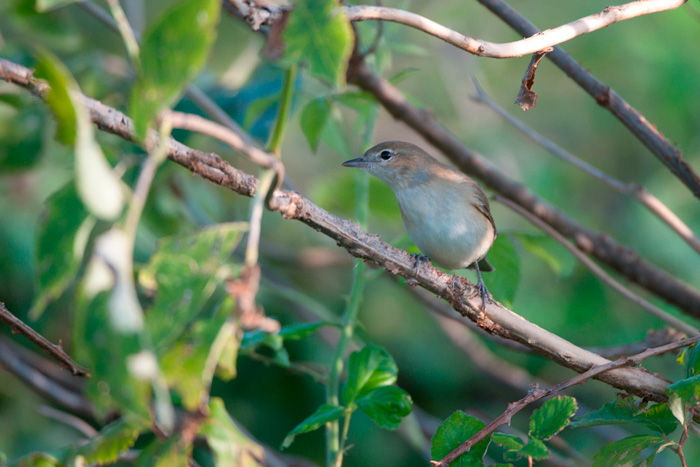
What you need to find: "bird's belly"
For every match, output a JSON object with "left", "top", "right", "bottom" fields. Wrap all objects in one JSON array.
[{"left": 400, "top": 201, "right": 493, "bottom": 270}]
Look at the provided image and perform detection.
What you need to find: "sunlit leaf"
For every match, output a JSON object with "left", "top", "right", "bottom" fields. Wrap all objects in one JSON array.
[
  {"left": 200, "top": 398, "right": 266, "bottom": 466},
  {"left": 130, "top": 0, "right": 221, "bottom": 138},
  {"left": 592, "top": 435, "right": 667, "bottom": 467},
  {"left": 77, "top": 419, "right": 144, "bottom": 466},
  {"left": 283, "top": 0, "right": 353, "bottom": 86}
]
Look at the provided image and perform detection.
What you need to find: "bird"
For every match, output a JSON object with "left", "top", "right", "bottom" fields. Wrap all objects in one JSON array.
[{"left": 342, "top": 141, "right": 497, "bottom": 309}]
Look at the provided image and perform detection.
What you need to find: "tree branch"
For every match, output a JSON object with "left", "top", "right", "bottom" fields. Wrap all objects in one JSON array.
[
  {"left": 344, "top": 1, "right": 686, "bottom": 58},
  {"left": 344, "top": 56, "right": 700, "bottom": 319},
  {"left": 0, "top": 57, "right": 678, "bottom": 401},
  {"left": 477, "top": 0, "right": 700, "bottom": 199},
  {"left": 436, "top": 335, "right": 700, "bottom": 466},
  {"left": 0, "top": 302, "right": 90, "bottom": 377}
]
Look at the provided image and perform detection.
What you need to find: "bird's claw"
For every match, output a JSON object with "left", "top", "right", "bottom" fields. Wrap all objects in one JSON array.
[{"left": 411, "top": 253, "right": 430, "bottom": 274}]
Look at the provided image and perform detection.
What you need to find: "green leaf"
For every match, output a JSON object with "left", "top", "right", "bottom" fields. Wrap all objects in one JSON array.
[
  {"left": 592, "top": 435, "right": 666, "bottom": 467},
  {"left": 141, "top": 223, "right": 246, "bottom": 348},
  {"left": 483, "top": 234, "right": 520, "bottom": 307},
  {"left": 685, "top": 342, "right": 700, "bottom": 377},
  {"left": 34, "top": 52, "right": 76, "bottom": 145},
  {"left": 666, "top": 374, "right": 700, "bottom": 423},
  {"left": 11, "top": 452, "right": 60, "bottom": 467},
  {"left": 160, "top": 315, "right": 235, "bottom": 410},
  {"left": 430, "top": 411, "right": 489, "bottom": 467},
  {"left": 529, "top": 396, "right": 577, "bottom": 440},
  {"left": 319, "top": 107, "right": 351, "bottom": 156},
  {"left": 77, "top": 419, "right": 144, "bottom": 465},
  {"left": 130, "top": 0, "right": 221, "bottom": 138},
  {"left": 282, "top": 404, "right": 345, "bottom": 449},
  {"left": 278, "top": 321, "right": 332, "bottom": 340},
  {"left": 356, "top": 386, "right": 412, "bottom": 430},
  {"left": 35, "top": 50, "right": 126, "bottom": 220},
  {"left": 517, "top": 233, "right": 576, "bottom": 278},
  {"left": 342, "top": 345, "right": 398, "bottom": 404},
  {"left": 519, "top": 438, "right": 549, "bottom": 460},
  {"left": 200, "top": 398, "right": 265, "bottom": 466},
  {"left": 135, "top": 438, "right": 192, "bottom": 467},
  {"left": 31, "top": 183, "right": 92, "bottom": 318},
  {"left": 491, "top": 433, "right": 524, "bottom": 451},
  {"left": 300, "top": 97, "right": 330, "bottom": 152},
  {"left": 283, "top": 0, "right": 353, "bottom": 86},
  {"left": 571, "top": 397, "right": 677, "bottom": 436},
  {"left": 35, "top": 0, "right": 79, "bottom": 12}
]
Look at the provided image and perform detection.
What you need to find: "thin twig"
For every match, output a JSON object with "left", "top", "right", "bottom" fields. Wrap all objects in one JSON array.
[
  {"left": 435, "top": 335, "right": 700, "bottom": 466},
  {"left": 494, "top": 195, "right": 698, "bottom": 336},
  {"left": 343, "top": 1, "right": 686, "bottom": 58},
  {"left": 37, "top": 405, "right": 98, "bottom": 438},
  {"left": 477, "top": 0, "right": 700, "bottom": 200},
  {"left": 0, "top": 303, "right": 89, "bottom": 377},
  {"left": 0, "top": 57, "right": 681, "bottom": 401},
  {"left": 471, "top": 77, "right": 700, "bottom": 256}
]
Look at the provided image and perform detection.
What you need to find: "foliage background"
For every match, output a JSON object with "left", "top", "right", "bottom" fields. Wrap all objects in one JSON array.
[{"left": 1, "top": 0, "right": 700, "bottom": 465}]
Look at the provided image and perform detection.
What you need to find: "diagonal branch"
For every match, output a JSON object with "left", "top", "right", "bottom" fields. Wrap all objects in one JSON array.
[
  {"left": 0, "top": 302, "right": 90, "bottom": 377},
  {"left": 477, "top": 0, "right": 700, "bottom": 200},
  {"left": 345, "top": 56, "right": 700, "bottom": 319},
  {"left": 344, "top": 1, "right": 686, "bottom": 58},
  {"left": 0, "top": 57, "right": 677, "bottom": 401}
]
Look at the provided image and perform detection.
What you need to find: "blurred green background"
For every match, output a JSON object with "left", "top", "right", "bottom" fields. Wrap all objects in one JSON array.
[{"left": 1, "top": 0, "right": 700, "bottom": 465}]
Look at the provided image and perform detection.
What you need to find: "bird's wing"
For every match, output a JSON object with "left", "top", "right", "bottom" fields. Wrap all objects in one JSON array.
[{"left": 466, "top": 181, "right": 497, "bottom": 237}]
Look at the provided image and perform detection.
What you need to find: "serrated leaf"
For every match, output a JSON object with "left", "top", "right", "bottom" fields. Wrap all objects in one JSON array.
[
  {"left": 666, "top": 374, "right": 700, "bottom": 423},
  {"left": 430, "top": 411, "right": 489, "bottom": 467},
  {"left": 319, "top": 108, "right": 351, "bottom": 156},
  {"left": 483, "top": 234, "right": 520, "bottom": 307},
  {"left": 31, "top": 183, "right": 92, "bottom": 318},
  {"left": 300, "top": 97, "right": 330, "bottom": 152},
  {"left": 517, "top": 233, "right": 576, "bottom": 278},
  {"left": 35, "top": 50, "right": 125, "bottom": 220},
  {"left": 519, "top": 438, "right": 549, "bottom": 460},
  {"left": 200, "top": 398, "right": 265, "bottom": 466},
  {"left": 130, "top": 0, "right": 221, "bottom": 138},
  {"left": 342, "top": 345, "right": 398, "bottom": 404},
  {"left": 283, "top": 0, "right": 353, "bottom": 86},
  {"left": 282, "top": 404, "right": 345, "bottom": 449},
  {"left": 592, "top": 435, "right": 666, "bottom": 467},
  {"left": 77, "top": 419, "right": 143, "bottom": 465},
  {"left": 492, "top": 433, "right": 524, "bottom": 451},
  {"left": 529, "top": 396, "right": 577, "bottom": 440},
  {"left": 571, "top": 397, "right": 677, "bottom": 435},
  {"left": 356, "top": 386, "right": 412, "bottom": 430}
]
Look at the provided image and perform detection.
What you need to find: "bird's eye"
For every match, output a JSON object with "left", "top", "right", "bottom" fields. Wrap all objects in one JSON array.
[{"left": 379, "top": 150, "right": 392, "bottom": 161}]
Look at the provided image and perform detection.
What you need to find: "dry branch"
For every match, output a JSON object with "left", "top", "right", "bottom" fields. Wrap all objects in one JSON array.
[
  {"left": 344, "top": 1, "right": 686, "bottom": 58},
  {"left": 0, "top": 57, "right": 678, "bottom": 401}
]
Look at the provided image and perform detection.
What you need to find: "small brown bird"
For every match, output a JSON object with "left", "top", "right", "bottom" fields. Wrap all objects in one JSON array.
[{"left": 342, "top": 141, "right": 497, "bottom": 308}]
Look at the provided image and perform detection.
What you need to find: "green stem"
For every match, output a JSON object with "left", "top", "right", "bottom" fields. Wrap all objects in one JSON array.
[
  {"left": 106, "top": 0, "right": 141, "bottom": 70},
  {"left": 267, "top": 65, "right": 297, "bottom": 156},
  {"left": 326, "top": 122, "right": 374, "bottom": 466}
]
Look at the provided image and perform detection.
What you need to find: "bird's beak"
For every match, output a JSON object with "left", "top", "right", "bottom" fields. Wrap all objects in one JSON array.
[{"left": 341, "top": 157, "right": 369, "bottom": 168}]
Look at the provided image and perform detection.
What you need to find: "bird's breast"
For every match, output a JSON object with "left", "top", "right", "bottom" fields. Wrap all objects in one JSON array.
[{"left": 394, "top": 183, "right": 494, "bottom": 270}]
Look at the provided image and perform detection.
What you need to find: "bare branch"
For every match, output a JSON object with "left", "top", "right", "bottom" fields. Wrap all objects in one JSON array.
[
  {"left": 477, "top": 0, "right": 700, "bottom": 199},
  {"left": 344, "top": 1, "right": 686, "bottom": 58},
  {"left": 436, "top": 335, "right": 700, "bottom": 466},
  {"left": 470, "top": 77, "right": 700, "bottom": 256},
  {"left": 494, "top": 196, "right": 698, "bottom": 336},
  {"left": 345, "top": 57, "right": 700, "bottom": 319},
  {"left": 0, "top": 302, "right": 90, "bottom": 377},
  {"left": 0, "top": 57, "right": 678, "bottom": 401}
]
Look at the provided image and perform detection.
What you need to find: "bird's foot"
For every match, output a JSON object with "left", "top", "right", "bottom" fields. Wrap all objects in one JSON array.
[
  {"left": 447, "top": 273, "right": 468, "bottom": 302},
  {"left": 411, "top": 253, "right": 430, "bottom": 276},
  {"left": 468, "top": 277, "right": 493, "bottom": 311}
]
